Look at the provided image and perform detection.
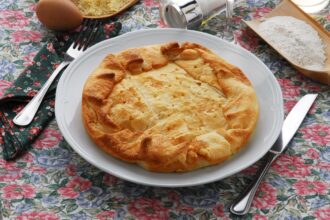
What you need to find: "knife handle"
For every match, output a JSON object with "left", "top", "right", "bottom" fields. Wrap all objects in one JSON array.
[{"left": 230, "top": 152, "right": 279, "bottom": 215}]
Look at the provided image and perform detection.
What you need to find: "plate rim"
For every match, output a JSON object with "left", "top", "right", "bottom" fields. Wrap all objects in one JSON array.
[{"left": 55, "top": 28, "right": 284, "bottom": 187}]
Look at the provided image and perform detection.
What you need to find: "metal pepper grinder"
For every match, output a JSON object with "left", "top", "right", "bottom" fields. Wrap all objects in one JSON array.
[{"left": 160, "top": 0, "right": 228, "bottom": 29}]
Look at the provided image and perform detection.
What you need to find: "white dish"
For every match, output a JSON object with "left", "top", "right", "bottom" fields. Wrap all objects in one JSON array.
[{"left": 55, "top": 28, "right": 283, "bottom": 187}]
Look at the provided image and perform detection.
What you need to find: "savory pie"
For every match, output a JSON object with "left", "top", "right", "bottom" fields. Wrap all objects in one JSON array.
[{"left": 82, "top": 42, "right": 259, "bottom": 172}]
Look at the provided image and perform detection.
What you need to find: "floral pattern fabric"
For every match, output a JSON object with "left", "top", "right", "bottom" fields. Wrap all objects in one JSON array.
[
  {"left": 0, "top": 21, "right": 121, "bottom": 160},
  {"left": 0, "top": 0, "right": 329, "bottom": 219}
]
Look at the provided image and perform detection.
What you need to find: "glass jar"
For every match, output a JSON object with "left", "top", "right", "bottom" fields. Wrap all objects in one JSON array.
[{"left": 292, "top": 0, "right": 329, "bottom": 13}]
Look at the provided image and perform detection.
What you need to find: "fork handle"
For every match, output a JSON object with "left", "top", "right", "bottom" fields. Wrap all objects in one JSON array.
[
  {"left": 230, "top": 152, "right": 279, "bottom": 215},
  {"left": 13, "top": 61, "right": 70, "bottom": 126}
]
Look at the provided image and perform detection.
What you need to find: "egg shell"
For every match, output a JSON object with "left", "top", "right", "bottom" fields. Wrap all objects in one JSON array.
[{"left": 36, "top": 0, "right": 83, "bottom": 31}]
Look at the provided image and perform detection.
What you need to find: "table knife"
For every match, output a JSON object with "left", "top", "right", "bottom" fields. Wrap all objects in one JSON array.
[{"left": 230, "top": 93, "right": 318, "bottom": 215}]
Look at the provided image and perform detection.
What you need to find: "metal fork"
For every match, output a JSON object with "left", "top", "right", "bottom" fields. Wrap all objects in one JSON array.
[{"left": 13, "top": 19, "right": 101, "bottom": 126}]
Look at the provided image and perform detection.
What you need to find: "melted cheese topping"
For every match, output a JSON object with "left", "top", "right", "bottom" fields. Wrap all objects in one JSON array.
[{"left": 109, "top": 63, "right": 228, "bottom": 139}]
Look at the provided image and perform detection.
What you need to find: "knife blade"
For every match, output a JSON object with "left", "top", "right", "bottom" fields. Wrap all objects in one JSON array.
[{"left": 230, "top": 94, "right": 318, "bottom": 215}]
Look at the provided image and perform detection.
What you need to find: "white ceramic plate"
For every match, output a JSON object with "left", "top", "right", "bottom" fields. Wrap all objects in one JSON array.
[{"left": 55, "top": 28, "right": 283, "bottom": 187}]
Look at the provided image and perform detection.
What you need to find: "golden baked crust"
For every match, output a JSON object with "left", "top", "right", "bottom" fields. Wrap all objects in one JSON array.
[{"left": 82, "top": 42, "right": 259, "bottom": 172}]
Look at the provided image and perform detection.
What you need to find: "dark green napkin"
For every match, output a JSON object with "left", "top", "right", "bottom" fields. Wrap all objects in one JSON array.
[{"left": 0, "top": 22, "right": 122, "bottom": 160}]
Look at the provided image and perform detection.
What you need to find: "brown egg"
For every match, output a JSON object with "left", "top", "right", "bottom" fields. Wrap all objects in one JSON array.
[{"left": 36, "top": 0, "right": 83, "bottom": 31}]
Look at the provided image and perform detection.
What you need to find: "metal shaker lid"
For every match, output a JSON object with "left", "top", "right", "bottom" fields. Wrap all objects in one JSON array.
[{"left": 163, "top": 0, "right": 203, "bottom": 29}]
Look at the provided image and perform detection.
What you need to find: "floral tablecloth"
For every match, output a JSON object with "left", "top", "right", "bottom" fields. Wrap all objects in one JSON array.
[{"left": 0, "top": 0, "right": 329, "bottom": 219}]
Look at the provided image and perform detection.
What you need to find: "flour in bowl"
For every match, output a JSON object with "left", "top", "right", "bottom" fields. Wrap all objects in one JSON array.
[{"left": 258, "top": 16, "right": 326, "bottom": 70}]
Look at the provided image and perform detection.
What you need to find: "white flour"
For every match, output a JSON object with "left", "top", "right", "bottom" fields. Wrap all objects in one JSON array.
[{"left": 258, "top": 16, "right": 326, "bottom": 70}]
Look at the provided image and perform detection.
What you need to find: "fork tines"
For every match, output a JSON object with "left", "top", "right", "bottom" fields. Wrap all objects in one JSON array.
[{"left": 73, "top": 19, "right": 102, "bottom": 51}]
